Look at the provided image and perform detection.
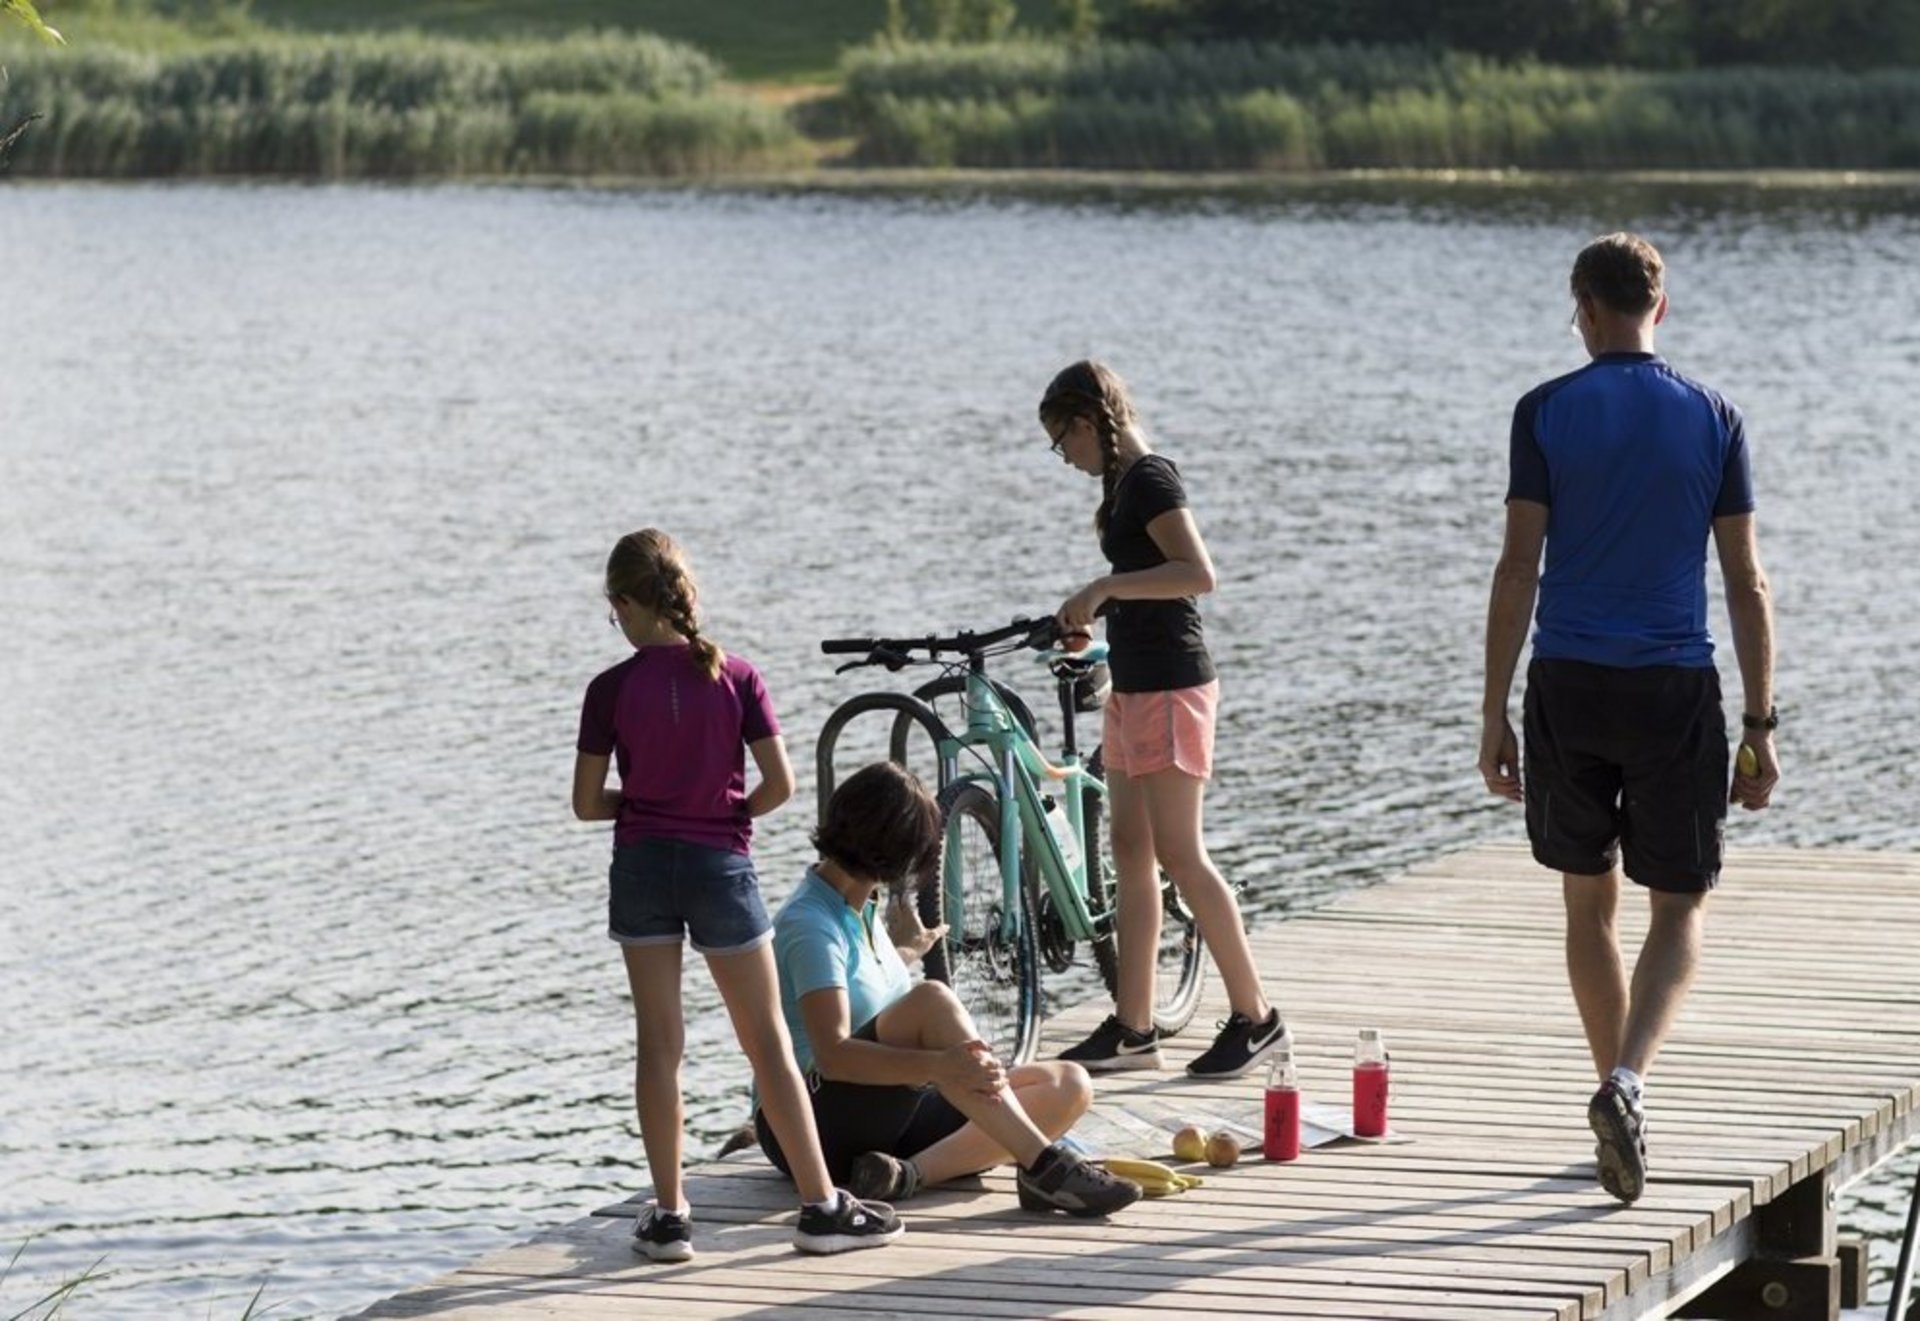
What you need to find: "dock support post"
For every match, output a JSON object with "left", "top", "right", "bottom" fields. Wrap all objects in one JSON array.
[
  {"left": 1677, "top": 1170, "right": 1840, "bottom": 1321},
  {"left": 1838, "top": 1237, "right": 1869, "bottom": 1309}
]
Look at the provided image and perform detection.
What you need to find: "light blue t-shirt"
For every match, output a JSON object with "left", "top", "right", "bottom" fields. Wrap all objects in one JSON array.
[{"left": 772, "top": 869, "right": 912, "bottom": 1077}]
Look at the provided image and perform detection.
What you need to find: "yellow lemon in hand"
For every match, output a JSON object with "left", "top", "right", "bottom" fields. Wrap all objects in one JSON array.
[{"left": 1737, "top": 744, "right": 1759, "bottom": 778}]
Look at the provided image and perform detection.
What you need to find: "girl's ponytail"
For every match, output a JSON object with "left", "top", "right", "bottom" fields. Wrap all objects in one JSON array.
[
  {"left": 605, "top": 529, "right": 727, "bottom": 681},
  {"left": 662, "top": 573, "right": 726, "bottom": 681}
]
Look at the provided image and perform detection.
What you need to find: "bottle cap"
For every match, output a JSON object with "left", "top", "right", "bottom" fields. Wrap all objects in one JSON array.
[
  {"left": 1357, "top": 1027, "right": 1382, "bottom": 1042},
  {"left": 1265, "top": 1046, "right": 1295, "bottom": 1087}
]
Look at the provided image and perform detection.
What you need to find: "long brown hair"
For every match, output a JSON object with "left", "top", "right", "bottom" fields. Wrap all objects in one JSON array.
[
  {"left": 605, "top": 528, "right": 725, "bottom": 680},
  {"left": 1038, "top": 359, "right": 1140, "bottom": 534}
]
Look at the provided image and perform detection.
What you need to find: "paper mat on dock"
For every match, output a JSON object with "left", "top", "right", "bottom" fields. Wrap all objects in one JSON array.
[{"left": 1064, "top": 1092, "right": 1406, "bottom": 1159}]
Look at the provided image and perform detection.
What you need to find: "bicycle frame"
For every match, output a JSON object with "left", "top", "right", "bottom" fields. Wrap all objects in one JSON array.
[
  {"left": 820, "top": 616, "right": 1206, "bottom": 1054},
  {"left": 939, "top": 649, "right": 1110, "bottom": 947}
]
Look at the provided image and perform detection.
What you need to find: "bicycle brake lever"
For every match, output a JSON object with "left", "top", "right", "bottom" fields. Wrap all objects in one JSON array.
[{"left": 834, "top": 659, "right": 868, "bottom": 675}]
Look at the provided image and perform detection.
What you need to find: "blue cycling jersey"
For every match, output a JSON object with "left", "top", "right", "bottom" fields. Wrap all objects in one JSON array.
[{"left": 1508, "top": 352, "right": 1754, "bottom": 669}]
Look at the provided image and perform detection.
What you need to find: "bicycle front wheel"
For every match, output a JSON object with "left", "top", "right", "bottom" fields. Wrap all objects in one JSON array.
[
  {"left": 1084, "top": 745, "right": 1206, "bottom": 1038},
  {"left": 918, "top": 780, "right": 1042, "bottom": 1065}
]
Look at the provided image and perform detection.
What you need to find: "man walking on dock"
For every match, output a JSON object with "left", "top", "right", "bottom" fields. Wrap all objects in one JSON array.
[{"left": 1477, "top": 232, "right": 1780, "bottom": 1205}]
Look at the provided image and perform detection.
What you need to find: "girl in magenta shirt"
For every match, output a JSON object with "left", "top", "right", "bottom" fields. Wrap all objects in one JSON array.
[{"left": 573, "top": 528, "right": 901, "bottom": 1260}]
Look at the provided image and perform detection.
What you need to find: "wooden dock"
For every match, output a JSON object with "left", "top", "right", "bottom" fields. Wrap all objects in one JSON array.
[{"left": 361, "top": 844, "right": 1920, "bottom": 1320}]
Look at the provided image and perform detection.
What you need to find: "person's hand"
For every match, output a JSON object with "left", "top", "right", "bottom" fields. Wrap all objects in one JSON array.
[
  {"left": 1057, "top": 580, "right": 1108, "bottom": 634},
  {"left": 935, "top": 1040, "right": 1006, "bottom": 1100},
  {"left": 885, "top": 888, "right": 946, "bottom": 962},
  {"left": 1731, "top": 732, "right": 1779, "bottom": 810},
  {"left": 1478, "top": 715, "right": 1522, "bottom": 803}
]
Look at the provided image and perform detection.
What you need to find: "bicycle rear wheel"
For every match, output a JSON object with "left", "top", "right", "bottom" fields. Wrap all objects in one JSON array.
[
  {"left": 918, "top": 780, "right": 1042, "bottom": 1065},
  {"left": 1083, "top": 745, "right": 1205, "bottom": 1038}
]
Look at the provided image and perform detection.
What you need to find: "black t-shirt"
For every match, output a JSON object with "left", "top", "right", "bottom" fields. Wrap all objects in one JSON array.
[{"left": 1098, "top": 454, "right": 1215, "bottom": 693}]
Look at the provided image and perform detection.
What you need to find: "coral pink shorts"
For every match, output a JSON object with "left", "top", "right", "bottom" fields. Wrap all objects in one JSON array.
[{"left": 1100, "top": 680, "right": 1218, "bottom": 780}]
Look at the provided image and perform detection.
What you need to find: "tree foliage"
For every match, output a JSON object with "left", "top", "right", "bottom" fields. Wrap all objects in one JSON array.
[
  {"left": 1105, "top": 0, "right": 1920, "bottom": 67},
  {"left": 5, "top": 0, "right": 67, "bottom": 43}
]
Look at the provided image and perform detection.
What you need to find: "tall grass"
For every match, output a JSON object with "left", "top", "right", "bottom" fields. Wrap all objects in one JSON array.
[
  {"left": 0, "top": 30, "right": 804, "bottom": 177},
  {"left": 840, "top": 38, "right": 1920, "bottom": 170}
]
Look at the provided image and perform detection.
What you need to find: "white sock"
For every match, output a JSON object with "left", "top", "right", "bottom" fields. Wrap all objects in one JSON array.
[
  {"left": 1609, "top": 1066, "right": 1644, "bottom": 1101},
  {"left": 804, "top": 1191, "right": 842, "bottom": 1214},
  {"left": 655, "top": 1202, "right": 689, "bottom": 1219}
]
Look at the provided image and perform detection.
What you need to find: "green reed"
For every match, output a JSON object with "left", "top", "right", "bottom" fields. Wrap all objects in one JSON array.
[
  {"left": 0, "top": 30, "right": 802, "bottom": 177},
  {"left": 840, "top": 38, "right": 1920, "bottom": 170}
]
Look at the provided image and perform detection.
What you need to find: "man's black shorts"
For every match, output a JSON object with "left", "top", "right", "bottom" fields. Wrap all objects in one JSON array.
[
  {"left": 753, "top": 1019, "right": 970, "bottom": 1184},
  {"left": 1522, "top": 658, "right": 1729, "bottom": 893}
]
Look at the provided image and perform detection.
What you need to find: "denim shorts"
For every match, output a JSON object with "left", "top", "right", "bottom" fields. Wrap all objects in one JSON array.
[{"left": 609, "top": 837, "right": 773, "bottom": 956}]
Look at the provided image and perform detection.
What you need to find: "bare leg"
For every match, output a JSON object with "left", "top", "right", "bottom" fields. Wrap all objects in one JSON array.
[
  {"left": 907, "top": 1062, "right": 1093, "bottom": 1186},
  {"left": 621, "top": 942, "right": 686, "bottom": 1210},
  {"left": 1106, "top": 768, "right": 1160, "bottom": 1033},
  {"left": 1139, "top": 768, "right": 1270, "bottom": 1022},
  {"left": 871, "top": 981, "right": 1052, "bottom": 1173},
  {"left": 1618, "top": 889, "right": 1709, "bottom": 1078},
  {"left": 1562, "top": 869, "right": 1628, "bottom": 1080},
  {"left": 704, "top": 942, "right": 834, "bottom": 1205}
]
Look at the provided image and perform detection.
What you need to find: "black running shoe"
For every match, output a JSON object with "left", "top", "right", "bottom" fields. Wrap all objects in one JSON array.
[
  {"left": 847, "top": 1151, "right": 922, "bottom": 1202},
  {"left": 1588, "top": 1079, "right": 1648, "bottom": 1204},
  {"left": 1016, "top": 1144, "right": 1143, "bottom": 1218},
  {"left": 631, "top": 1204, "right": 693, "bottom": 1262},
  {"left": 1185, "top": 1009, "right": 1289, "bottom": 1079},
  {"left": 793, "top": 1191, "right": 904, "bottom": 1255},
  {"left": 1060, "top": 1014, "right": 1163, "bottom": 1071}
]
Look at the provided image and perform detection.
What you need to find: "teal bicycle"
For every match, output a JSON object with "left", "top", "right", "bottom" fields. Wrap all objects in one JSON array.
[{"left": 817, "top": 615, "right": 1204, "bottom": 1065}]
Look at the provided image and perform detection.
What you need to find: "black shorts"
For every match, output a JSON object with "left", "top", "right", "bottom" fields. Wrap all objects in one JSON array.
[
  {"left": 753, "top": 1020, "right": 969, "bottom": 1184},
  {"left": 1522, "top": 658, "right": 1729, "bottom": 894}
]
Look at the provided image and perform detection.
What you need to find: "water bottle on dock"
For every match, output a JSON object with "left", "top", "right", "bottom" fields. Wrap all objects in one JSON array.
[
  {"left": 1353, "top": 1027, "right": 1390, "bottom": 1138},
  {"left": 1263, "top": 1042, "right": 1301, "bottom": 1161}
]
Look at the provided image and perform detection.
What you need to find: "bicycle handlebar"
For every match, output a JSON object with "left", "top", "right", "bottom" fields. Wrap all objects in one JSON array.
[{"left": 820, "top": 615, "right": 1059, "bottom": 663}]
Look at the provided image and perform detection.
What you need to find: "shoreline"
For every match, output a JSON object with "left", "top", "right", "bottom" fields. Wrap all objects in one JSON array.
[{"left": 9, "top": 166, "right": 1920, "bottom": 192}]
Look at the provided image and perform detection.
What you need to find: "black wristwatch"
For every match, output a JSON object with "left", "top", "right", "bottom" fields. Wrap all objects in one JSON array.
[{"left": 1742, "top": 706, "right": 1779, "bottom": 732}]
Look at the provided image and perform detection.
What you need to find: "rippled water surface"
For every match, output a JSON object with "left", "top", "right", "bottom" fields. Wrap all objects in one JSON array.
[{"left": 2, "top": 179, "right": 1917, "bottom": 1317}]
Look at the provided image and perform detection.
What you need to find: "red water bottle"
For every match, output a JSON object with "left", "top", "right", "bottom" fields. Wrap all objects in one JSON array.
[
  {"left": 1263, "top": 1044, "right": 1300, "bottom": 1161},
  {"left": 1353, "top": 1027, "right": 1390, "bottom": 1138}
]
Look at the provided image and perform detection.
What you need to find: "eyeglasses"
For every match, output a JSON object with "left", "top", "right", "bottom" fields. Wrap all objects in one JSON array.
[{"left": 1046, "top": 418, "right": 1072, "bottom": 455}]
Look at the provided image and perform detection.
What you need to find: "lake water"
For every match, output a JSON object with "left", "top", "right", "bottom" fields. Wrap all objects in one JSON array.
[{"left": 1, "top": 178, "right": 1916, "bottom": 1318}]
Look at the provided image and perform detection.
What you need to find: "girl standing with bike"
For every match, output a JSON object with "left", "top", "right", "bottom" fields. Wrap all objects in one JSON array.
[
  {"left": 573, "top": 528, "right": 902, "bottom": 1260},
  {"left": 1040, "top": 361, "right": 1291, "bottom": 1079}
]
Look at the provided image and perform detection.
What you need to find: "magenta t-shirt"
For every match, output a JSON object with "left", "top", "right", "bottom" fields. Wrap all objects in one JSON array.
[{"left": 576, "top": 644, "right": 781, "bottom": 854}]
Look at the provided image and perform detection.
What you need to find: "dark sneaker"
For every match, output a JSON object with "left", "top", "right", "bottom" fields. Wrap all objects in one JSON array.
[
  {"left": 1588, "top": 1080, "right": 1648, "bottom": 1205},
  {"left": 1185, "top": 1009, "right": 1289, "bottom": 1079},
  {"left": 847, "top": 1151, "right": 922, "bottom": 1202},
  {"left": 1060, "top": 1014, "right": 1163, "bottom": 1071},
  {"left": 632, "top": 1204, "right": 693, "bottom": 1262},
  {"left": 793, "top": 1191, "right": 904, "bottom": 1254},
  {"left": 1016, "top": 1144, "right": 1143, "bottom": 1217}
]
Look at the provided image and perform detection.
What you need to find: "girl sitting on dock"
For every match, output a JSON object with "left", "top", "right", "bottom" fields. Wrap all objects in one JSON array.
[
  {"left": 758, "top": 761, "right": 1142, "bottom": 1217},
  {"left": 573, "top": 529, "right": 903, "bottom": 1260}
]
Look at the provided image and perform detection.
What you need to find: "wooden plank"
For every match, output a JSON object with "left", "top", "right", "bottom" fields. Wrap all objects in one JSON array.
[{"left": 353, "top": 845, "right": 1920, "bottom": 1321}]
